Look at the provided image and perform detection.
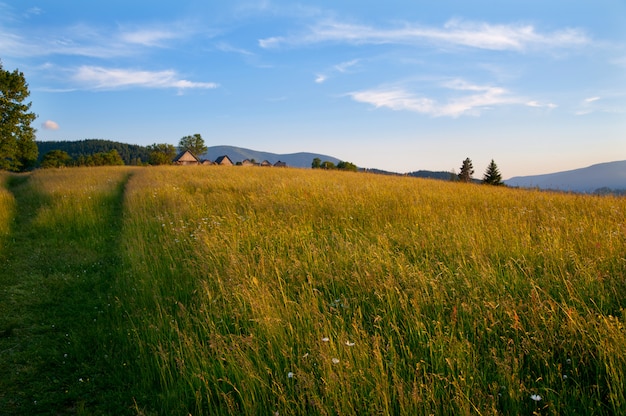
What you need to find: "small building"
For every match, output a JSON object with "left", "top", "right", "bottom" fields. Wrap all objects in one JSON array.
[
  {"left": 241, "top": 159, "right": 256, "bottom": 166},
  {"left": 260, "top": 160, "right": 272, "bottom": 167},
  {"left": 173, "top": 150, "right": 200, "bottom": 165},
  {"left": 273, "top": 161, "right": 287, "bottom": 168},
  {"left": 201, "top": 159, "right": 215, "bottom": 165},
  {"left": 214, "top": 155, "right": 234, "bottom": 166}
]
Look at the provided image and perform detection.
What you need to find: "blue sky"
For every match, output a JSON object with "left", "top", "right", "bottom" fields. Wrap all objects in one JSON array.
[{"left": 1, "top": 1, "right": 625, "bottom": 177}]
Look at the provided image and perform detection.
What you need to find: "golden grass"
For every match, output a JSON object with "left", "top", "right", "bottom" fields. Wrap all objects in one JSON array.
[
  {"left": 0, "top": 172, "right": 15, "bottom": 238},
  {"left": 114, "top": 166, "right": 626, "bottom": 415}
]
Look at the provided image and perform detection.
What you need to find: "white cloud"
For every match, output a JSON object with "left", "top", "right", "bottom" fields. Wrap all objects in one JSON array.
[
  {"left": 72, "top": 66, "right": 219, "bottom": 90},
  {"left": 349, "top": 88, "right": 435, "bottom": 114},
  {"left": 119, "top": 28, "right": 180, "bottom": 47},
  {"left": 584, "top": 96, "right": 600, "bottom": 103},
  {"left": 260, "top": 18, "right": 590, "bottom": 52},
  {"left": 315, "top": 74, "right": 327, "bottom": 84},
  {"left": 41, "top": 120, "right": 59, "bottom": 130},
  {"left": 348, "top": 79, "right": 541, "bottom": 117}
]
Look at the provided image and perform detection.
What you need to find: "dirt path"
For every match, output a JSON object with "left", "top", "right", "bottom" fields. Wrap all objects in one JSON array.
[{"left": 0, "top": 171, "right": 135, "bottom": 415}]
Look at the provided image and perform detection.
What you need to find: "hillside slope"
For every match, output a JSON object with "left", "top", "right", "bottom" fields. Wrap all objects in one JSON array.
[{"left": 506, "top": 160, "right": 626, "bottom": 192}]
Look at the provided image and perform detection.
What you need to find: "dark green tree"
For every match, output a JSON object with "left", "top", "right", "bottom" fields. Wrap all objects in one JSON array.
[
  {"left": 40, "top": 150, "right": 72, "bottom": 168},
  {"left": 458, "top": 158, "right": 474, "bottom": 183},
  {"left": 312, "top": 157, "right": 321, "bottom": 169},
  {"left": 178, "top": 134, "right": 207, "bottom": 157},
  {"left": 147, "top": 143, "right": 177, "bottom": 165},
  {"left": 482, "top": 159, "right": 504, "bottom": 186},
  {"left": 320, "top": 161, "right": 336, "bottom": 170},
  {"left": 0, "top": 62, "right": 38, "bottom": 171},
  {"left": 337, "top": 161, "right": 358, "bottom": 172}
]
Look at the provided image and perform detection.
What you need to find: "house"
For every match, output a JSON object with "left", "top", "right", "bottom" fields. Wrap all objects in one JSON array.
[
  {"left": 273, "top": 161, "right": 287, "bottom": 168},
  {"left": 241, "top": 159, "right": 256, "bottom": 166},
  {"left": 260, "top": 160, "right": 272, "bottom": 167},
  {"left": 201, "top": 159, "right": 214, "bottom": 165},
  {"left": 173, "top": 150, "right": 200, "bottom": 165},
  {"left": 214, "top": 155, "right": 234, "bottom": 166}
]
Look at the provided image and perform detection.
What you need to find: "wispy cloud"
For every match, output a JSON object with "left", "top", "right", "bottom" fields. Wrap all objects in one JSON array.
[
  {"left": 0, "top": 19, "right": 204, "bottom": 59},
  {"left": 315, "top": 59, "right": 360, "bottom": 84},
  {"left": 576, "top": 96, "right": 602, "bottom": 115},
  {"left": 72, "top": 66, "right": 219, "bottom": 90},
  {"left": 119, "top": 28, "right": 182, "bottom": 47},
  {"left": 260, "top": 18, "right": 590, "bottom": 52},
  {"left": 215, "top": 41, "right": 255, "bottom": 56},
  {"left": 348, "top": 79, "right": 548, "bottom": 117}
]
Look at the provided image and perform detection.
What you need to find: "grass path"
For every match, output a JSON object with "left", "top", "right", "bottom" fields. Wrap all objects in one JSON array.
[{"left": 0, "top": 169, "right": 136, "bottom": 415}]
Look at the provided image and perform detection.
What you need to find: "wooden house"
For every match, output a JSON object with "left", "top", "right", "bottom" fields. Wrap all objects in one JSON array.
[
  {"left": 173, "top": 150, "right": 200, "bottom": 165},
  {"left": 273, "top": 161, "right": 287, "bottom": 168},
  {"left": 241, "top": 159, "right": 255, "bottom": 166},
  {"left": 214, "top": 155, "right": 234, "bottom": 166},
  {"left": 260, "top": 160, "right": 272, "bottom": 167}
]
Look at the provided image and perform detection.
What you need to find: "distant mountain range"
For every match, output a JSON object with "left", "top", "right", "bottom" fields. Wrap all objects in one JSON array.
[
  {"left": 505, "top": 160, "right": 626, "bottom": 193},
  {"left": 202, "top": 145, "right": 340, "bottom": 168}
]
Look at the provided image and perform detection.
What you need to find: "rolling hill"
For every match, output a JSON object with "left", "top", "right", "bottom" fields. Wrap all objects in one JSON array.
[{"left": 505, "top": 160, "right": 626, "bottom": 193}]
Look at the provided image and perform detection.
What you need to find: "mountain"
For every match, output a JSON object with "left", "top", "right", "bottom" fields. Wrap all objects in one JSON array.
[
  {"left": 505, "top": 160, "right": 626, "bottom": 193},
  {"left": 203, "top": 145, "right": 341, "bottom": 168}
]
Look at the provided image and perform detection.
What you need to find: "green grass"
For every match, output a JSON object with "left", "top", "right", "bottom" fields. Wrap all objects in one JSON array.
[
  {"left": 0, "top": 167, "right": 138, "bottom": 415},
  {"left": 1, "top": 166, "right": 625, "bottom": 415}
]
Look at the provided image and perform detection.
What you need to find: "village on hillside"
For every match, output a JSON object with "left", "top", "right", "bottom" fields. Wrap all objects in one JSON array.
[{"left": 173, "top": 149, "right": 287, "bottom": 167}]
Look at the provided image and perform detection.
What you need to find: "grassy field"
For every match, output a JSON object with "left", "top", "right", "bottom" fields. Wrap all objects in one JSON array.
[{"left": 1, "top": 166, "right": 625, "bottom": 415}]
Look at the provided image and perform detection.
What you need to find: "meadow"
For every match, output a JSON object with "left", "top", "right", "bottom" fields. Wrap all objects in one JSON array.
[{"left": 1, "top": 166, "right": 625, "bottom": 415}]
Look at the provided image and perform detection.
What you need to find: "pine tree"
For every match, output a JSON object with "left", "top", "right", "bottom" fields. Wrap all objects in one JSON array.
[
  {"left": 482, "top": 159, "right": 504, "bottom": 186},
  {"left": 458, "top": 158, "right": 474, "bottom": 183},
  {"left": 0, "top": 62, "right": 38, "bottom": 171}
]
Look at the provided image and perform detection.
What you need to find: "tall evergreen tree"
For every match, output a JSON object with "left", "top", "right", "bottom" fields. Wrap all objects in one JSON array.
[
  {"left": 0, "top": 62, "right": 38, "bottom": 171},
  {"left": 458, "top": 158, "right": 474, "bottom": 182},
  {"left": 482, "top": 159, "right": 504, "bottom": 186}
]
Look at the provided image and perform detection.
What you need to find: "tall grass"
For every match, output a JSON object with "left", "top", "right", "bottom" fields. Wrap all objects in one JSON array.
[
  {"left": 115, "top": 166, "right": 626, "bottom": 415},
  {"left": 0, "top": 172, "right": 15, "bottom": 239}
]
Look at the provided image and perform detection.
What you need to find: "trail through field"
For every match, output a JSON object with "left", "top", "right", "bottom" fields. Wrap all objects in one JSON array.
[{"left": 0, "top": 171, "right": 135, "bottom": 414}]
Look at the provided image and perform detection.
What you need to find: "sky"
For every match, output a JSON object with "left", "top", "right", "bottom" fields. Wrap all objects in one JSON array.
[{"left": 1, "top": 0, "right": 625, "bottom": 178}]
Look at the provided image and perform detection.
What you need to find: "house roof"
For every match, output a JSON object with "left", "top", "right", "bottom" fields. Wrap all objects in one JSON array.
[
  {"left": 173, "top": 149, "right": 200, "bottom": 163},
  {"left": 214, "top": 155, "right": 234, "bottom": 165}
]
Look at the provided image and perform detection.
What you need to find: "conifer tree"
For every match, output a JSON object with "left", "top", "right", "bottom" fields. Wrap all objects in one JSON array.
[
  {"left": 482, "top": 159, "right": 504, "bottom": 186},
  {"left": 458, "top": 158, "right": 474, "bottom": 182},
  {"left": 0, "top": 62, "right": 38, "bottom": 171}
]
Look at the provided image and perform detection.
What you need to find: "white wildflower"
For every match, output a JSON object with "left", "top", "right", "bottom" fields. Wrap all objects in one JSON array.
[
  {"left": 345, "top": 341, "right": 355, "bottom": 346},
  {"left": 530, "top": 394, "right": 542, "bottom": 401},
  {"left": 321, "top": 337, "right": 329, "bottom": 342},
  {"left": 331, "top": 358, "right": 340, "bottom": 364},
  {"left": 287, "top": 372, "right": 294, "bottom": 378}
]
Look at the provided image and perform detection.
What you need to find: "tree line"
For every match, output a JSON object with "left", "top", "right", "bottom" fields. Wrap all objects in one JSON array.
[
  {"left": 311, "top": 158, "right": 358, "bottom": 172},
  {"left": 458, "top": 157, "right": 504, "bottom": 186}
]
